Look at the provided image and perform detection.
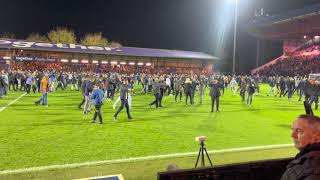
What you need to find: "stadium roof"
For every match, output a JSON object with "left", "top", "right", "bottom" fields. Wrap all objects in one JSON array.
[
  {"left": 0, "top": 39, "right": 218, "bottom": 60},
  {"left": 247, "top": 3, "right": 320, "bottom": 40}
]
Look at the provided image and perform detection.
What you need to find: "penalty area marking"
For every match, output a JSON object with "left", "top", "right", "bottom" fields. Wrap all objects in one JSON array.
[
  {"left": 0, "top": 93, "right": 27, "bottom": 112},
  {"left": 0, "top": 143, "right": 293, "bottom": 175}
]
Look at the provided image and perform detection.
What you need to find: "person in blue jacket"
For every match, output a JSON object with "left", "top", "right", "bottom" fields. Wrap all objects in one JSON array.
[{"left": 89, "top": 83, "right": 104, "bottom": 124}]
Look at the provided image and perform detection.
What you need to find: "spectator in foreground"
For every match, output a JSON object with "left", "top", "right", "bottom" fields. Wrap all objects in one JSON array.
[{"left": 281, "top": 114, "right": 320, "bottom": 180}]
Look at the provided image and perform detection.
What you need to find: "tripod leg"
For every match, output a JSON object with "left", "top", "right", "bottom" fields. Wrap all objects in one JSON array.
[
  {"left": 201, "top": 144, "right": 205, "bottom": 167},
  {"left": 204, "top": 147, "right": 213, "bottom": 166},
  {"left": 195, "top": 146, "right": 202, "bottom": 168}
]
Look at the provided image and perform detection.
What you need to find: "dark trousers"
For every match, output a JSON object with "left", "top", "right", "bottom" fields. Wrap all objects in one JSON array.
[
  {"left": 279, "top": 89, "right": 285, "bottom": 98},
  {"left": 165, "top": 85, "right": 171, "bottom": 95},
  {"left": 26, "top": 84, "right": 31, "bottom": 94},
  {"left": 175, "top": 90, "right": 182, "bottom": 102},
  {"left": 185, "top": 91, "right": 192, "bottom": 105},
  {"left": 240, "top": 91, "right": 245, "bottom": 102},
  {"left": 37, "top": 81, "right": 41, "bottom": 92},
  {"left": 14, "top": 82, "right": 19, "bottom": 91},
  {"left": 114, "top": 99, "right": 132, "bottom": 118},
  {"left": 32, "top": 85, "right": 37, "bottom": 93},
  {"left": 107, "top": 89, "right": 115, "bottom": 100},
  {"left": 247, "top": 94, "right": 253, "bottom": 105},
  {"left": 56, "top": 81, "right": 64, "bottom": 90},
  {"left": 9, "top": 81, "right": 16, "bottom": 91},
  {"left": 220, "top": 87, "right": 224, "bottom": 95},
  {"left": 79, "top": 96, "right": 85, "bottom": 108},
  {"left": 310, "top": 96, "right": 319, "bottom": 110},
  {"left": 93, "top": 104, "right": 103, "bottom": 123},
  {"left": 150, "top": 93, "right": 161, "bottom": 107},
  {"left": 288, "top": 89, "right": 293, "bottom": 99},
  {"left": 191, "top": 90, "right": 195, "bottom": 104},
  {"left": 211, "top": 96, "right": 220, "bottom": 112},
  {"left": 20, "top": 81, "right": 25, "bottom": 91},
  {"left": 298, "top": 90, "right": 304, "bottom": 101}
]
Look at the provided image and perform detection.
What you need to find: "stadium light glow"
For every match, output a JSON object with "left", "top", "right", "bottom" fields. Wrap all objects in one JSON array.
[
  {"left": 304, "top": 35, "right": 307, "bottom": 39},
  {"left": 137, "top": 62, "right": 144, "bottom": 66},
  {"left": 315, "top": 36, "right": 320, "bottom": 39},
  {"left": 3, "top": 56, "right": 11, "bottom": 60},
  {"left": 146, "top": 63, "right": 152, "bottom": 66},
  {"left": 71, "top": 59, "right": 79, "bottom": 63},
  {"left": 129, "top": 62, "right": 135, "bottom": 65},
  {"left": 81, "top": 60, "right": 89, "bottom": 64},
  {"left": 92, "top": 60, "right": 99, "bottom": 64},
  {"left": 120, "top": 62, "right": 126, "bottom": 65},
  {"left": 101, "top": 61, "right": 108, "bottom": 64},
  {"left": 111, "top": 61, "right": 117, "bottom": 64},
  {"left": 60, "top": 59, "right": 69, "bottom": 63}
]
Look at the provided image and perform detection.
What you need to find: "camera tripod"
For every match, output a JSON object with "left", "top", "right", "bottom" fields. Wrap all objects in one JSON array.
[{"left": 195, "top": 141, "right": 213, "bottom": 168}]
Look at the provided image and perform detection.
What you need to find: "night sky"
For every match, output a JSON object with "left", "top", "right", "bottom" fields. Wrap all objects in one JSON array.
[{"left": 0, "top": 0, "right": 319, "bottom": 72}]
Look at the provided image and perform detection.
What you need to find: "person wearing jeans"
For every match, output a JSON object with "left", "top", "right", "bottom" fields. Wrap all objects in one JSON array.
[
  {"left": 35, "top": 74, "right": 49, "bottom": 107},
  {"left": 89, "top": 83, "right": 104, "bottom": 124}
]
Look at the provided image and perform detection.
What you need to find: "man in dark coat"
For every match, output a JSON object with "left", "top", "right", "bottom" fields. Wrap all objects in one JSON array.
[
  {"left": 113, "top": 78, "right": 133, "bottom": 120},
  {"left": 209, "top": 79, "right": 220, "bottom": 112},
  {"left": 281, "top": 115, "right": 320, "bottom": 180},
  {"left": 184, "top": 78, "right": 193, "bottom": 105},
  {"left": 174, "top": 77, "right": 183, "bottom": 103},
  {"left": 150, "top": 78, "right": 161, "bottom": 108},
  {"left": 279, "top": 76, "right": 286, "bottom": 98}
]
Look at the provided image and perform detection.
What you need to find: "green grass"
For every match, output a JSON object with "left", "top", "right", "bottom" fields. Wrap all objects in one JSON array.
[
  {"left": 1, "top": 147, "right": 298, "bottom": 180},
  {"left": 0, "top": 84, "right": 316, "bottom": 178}
]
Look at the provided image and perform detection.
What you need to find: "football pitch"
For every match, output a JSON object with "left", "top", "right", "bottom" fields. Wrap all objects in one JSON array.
[{"left": 0, "top": 84, "right": 316, "bottom": 179}]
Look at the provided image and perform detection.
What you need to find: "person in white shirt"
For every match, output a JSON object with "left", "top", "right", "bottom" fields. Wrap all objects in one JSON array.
[
  {"left": 229, "top": 78, "right": 238, "bottom": 95},
  {"left": 165, "top": 76, "right": 171, "bottom": 95}
]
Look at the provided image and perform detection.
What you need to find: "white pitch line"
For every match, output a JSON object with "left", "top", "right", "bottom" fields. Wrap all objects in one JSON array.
[
  {"left": 0, "top": 93, "right": 27, "bottom": 112},
  {"left": 0, "top": 143, "right": 293, "bottom": 175}
]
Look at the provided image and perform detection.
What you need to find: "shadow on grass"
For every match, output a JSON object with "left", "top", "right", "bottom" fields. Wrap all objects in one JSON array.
[{"left": 276, "top": 124, "right": 292, "bottom": 129}]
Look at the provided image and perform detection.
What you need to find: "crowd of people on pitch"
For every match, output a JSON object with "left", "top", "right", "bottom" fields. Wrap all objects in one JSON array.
[
  {"left": 1, "top": 67, "right": 320, "bottom": 178},
  {"left": 0, "top": 66, "right": 318, "bottom": 114},
  {"left": 1, "top": 61, "right": 320, "bottom": 120}
]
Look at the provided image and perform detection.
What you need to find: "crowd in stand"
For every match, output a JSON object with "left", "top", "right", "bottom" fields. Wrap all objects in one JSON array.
[
  {"left": 256, "top": 42, "right": 320, "bottom": 76},
  {"left": 11, "top": 61, "right": 209, "bottom": 75},
  {"left": 256, "top": 56, "right": 320, "bottom": 77}
]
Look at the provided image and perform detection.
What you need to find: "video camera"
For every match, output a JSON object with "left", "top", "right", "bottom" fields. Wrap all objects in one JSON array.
[{"left": 195, "top": 136, "right": 206, "bottom": 143}]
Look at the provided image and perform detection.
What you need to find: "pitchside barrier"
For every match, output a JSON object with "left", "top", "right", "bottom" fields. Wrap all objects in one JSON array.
[{"left": 158, "top": 158, "right": 292, "bottom": 180}]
